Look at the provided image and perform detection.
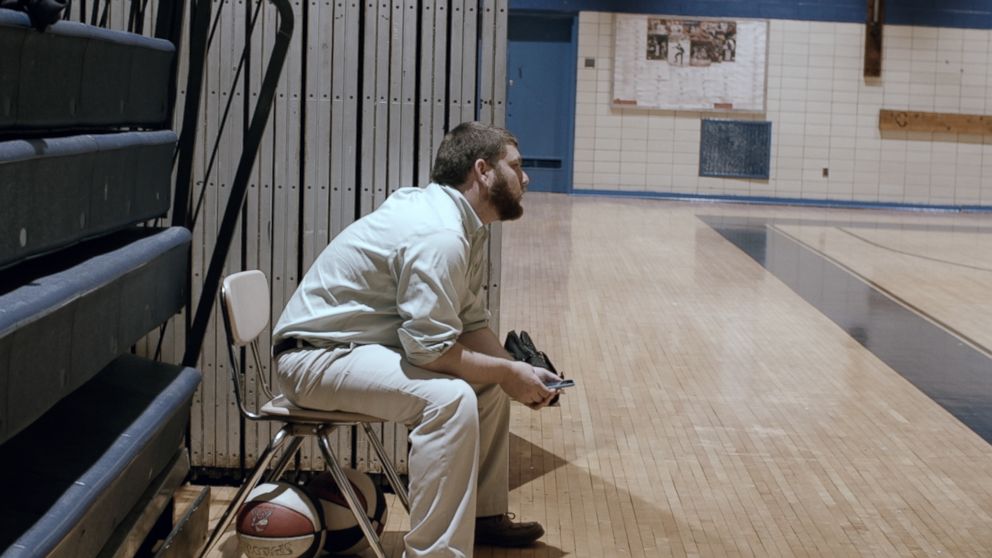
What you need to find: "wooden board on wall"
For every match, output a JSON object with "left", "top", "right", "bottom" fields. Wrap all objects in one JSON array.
[{"left": 879, "top": 109, "right": 992, "bottom": 135}]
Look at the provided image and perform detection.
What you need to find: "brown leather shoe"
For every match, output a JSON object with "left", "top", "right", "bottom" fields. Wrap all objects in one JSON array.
[{"left": 475, "top": 513, "right": 545, "bottom": 547}]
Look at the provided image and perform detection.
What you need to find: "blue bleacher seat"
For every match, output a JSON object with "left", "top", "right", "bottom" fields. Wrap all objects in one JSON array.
[
  {"left": 0, "top": 354, "right": 201, "bottom": 557},
  {"left": 0, "top": 131, "right": 177, "bottom": 269},
  {"left": 0, "top": 9, "right": 174, "bottom": 129},
  {"left": 0, "top": 226, "right": 191, "bottom": 444},
  {"left": 0, "top": 7, "right": 201, "bottom": 556}
]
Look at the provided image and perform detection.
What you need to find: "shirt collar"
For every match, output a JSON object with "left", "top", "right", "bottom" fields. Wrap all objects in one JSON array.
[{"left": 433, "top": 183, "right": 486, "bottom": 238}]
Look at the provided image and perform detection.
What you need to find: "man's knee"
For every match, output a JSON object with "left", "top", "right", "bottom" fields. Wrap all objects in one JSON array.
[
  {"left": 420, "top": 379, "right": 480, "bottom": 432},
  {"left": 475, "top": 380, "right": 509, "bottom": 410},
  {"left": 447, "top": 380, "right": 479, "bottom": 422}
]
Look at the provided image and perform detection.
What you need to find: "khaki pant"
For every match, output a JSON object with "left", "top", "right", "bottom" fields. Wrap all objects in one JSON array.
[{"left": 276, "top": 344, "right": 510, "bottom": 558}]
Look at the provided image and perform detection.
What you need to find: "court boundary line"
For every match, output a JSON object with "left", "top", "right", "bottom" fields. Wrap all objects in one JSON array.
[
  {"left": 573, "top": 189, "right": 992, "bottom": 213},
  {"left": 770, "top": 223, "right": 992, "bottom": 361}
]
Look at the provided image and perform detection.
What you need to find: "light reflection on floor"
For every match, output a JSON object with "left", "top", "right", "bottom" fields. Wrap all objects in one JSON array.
[{"left": 703, "top": 215, "right": 992, "bottom": 443}]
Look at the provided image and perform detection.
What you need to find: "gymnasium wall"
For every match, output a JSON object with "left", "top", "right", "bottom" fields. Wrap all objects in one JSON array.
[{"left": 570, "top": 13, "right": 992, "bottom": 208}]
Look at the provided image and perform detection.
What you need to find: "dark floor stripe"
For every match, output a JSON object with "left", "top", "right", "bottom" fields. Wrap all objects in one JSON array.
[{"left": 702, "top": 215, "right": 992, "bottom": 444}]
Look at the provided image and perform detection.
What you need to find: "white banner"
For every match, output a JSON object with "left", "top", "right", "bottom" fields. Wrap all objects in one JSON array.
[{"left": 613, "top": 15, "right": 767, "bottom": 112}]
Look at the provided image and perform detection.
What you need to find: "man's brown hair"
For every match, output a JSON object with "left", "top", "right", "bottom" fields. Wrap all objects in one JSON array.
[{"left": 430, "top": 121, "right": 518, "bottom": 188}]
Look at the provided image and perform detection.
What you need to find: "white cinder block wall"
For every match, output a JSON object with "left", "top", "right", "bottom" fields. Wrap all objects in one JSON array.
[{"left": 574, "top": 12, "right": 992, "bottom": 208}]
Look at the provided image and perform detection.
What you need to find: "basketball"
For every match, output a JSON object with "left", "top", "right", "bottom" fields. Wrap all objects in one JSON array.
[
  {"left": 235, "top": 482, "right": 325, "bottom": 558},
  {"left": 307, "top": 468, "right": 389, "bottom": 555}
]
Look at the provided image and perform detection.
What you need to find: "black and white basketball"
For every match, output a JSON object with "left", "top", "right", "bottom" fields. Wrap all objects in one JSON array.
[{"left": 307, "top": 468, "right": 389, "bottom": 555}]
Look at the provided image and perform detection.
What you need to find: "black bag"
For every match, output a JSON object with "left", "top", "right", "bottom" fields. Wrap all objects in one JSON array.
[
  {"left": 1, "top": 0, "right": 67, "bottom": 30},
  {"left": 504, "top": 330, "right": 565, "bottom": 405}
]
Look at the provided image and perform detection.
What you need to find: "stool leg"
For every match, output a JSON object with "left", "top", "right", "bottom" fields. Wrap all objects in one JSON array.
[
  {"left": 317, "top": 427, "right": 387, "bottom": 558},
  {"left": 199, "top": 425, "right": 294, "bottom": 557},
  {"left": 362, "top": 422, "right": 411, "bottom": 513},
  {"left": 264, "top": 434, "right": 306, "bottom": 483}
]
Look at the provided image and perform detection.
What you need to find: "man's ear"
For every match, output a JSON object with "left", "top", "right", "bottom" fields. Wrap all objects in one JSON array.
[{"left": 472, "top": 158, "right": 491, "bottom": 182}]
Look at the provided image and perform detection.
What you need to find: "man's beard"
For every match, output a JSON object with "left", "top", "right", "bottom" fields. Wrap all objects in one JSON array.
[{"left": 490, "top": 170, "right": 523, "bottom": 221}]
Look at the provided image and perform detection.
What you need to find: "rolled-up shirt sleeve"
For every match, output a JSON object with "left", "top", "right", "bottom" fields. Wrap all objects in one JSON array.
[
  {"left": 394, "top": 232, "right": 470, "bottom": 366},
  {"left": 460, "top": 260, "right": 490, "bottom": 333}
]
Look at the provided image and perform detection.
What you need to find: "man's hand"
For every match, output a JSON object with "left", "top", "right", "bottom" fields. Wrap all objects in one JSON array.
[
  {"left": 500, "top": 361, "right": 560, "bottom": 410},
  {"left": 419, "top": 330, "right": 562, "bottom": 409}
]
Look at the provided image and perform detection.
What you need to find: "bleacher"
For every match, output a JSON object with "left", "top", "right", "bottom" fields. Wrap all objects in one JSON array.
[{"left": 0, "top": 7, "right": 200, "bottom": 557}]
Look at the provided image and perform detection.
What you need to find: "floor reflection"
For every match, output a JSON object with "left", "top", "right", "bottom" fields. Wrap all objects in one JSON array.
[{"left": 703, "top": 215, "right": 992, "bottom": 443}]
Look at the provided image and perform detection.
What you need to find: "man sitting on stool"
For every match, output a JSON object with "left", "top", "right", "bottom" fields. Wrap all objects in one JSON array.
[{"left": 272, "top": 121, "right": 560, "bottom": 557}]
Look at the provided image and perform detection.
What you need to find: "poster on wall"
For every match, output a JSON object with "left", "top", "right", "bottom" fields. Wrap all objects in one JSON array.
[{"left": 613, "top": 14, "right": 767, "bottom": 112}]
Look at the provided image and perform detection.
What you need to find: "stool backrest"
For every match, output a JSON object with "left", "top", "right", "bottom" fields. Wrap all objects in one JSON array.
[
  {"left": 221, "top": 270, "right": 270, "bottom": 345},
  {"left": 220, "top": 270, "right": 274, "bottom": 418}
]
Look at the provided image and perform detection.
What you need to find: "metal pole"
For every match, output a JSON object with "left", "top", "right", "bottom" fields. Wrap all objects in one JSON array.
[{"left": 183, "top": 0, "right": 294, "bottom": 367}]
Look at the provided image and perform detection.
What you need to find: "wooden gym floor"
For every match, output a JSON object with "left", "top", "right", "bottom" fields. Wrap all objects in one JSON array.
[{"left": 199, "top": 192, "right": 992, "bottom": 557}]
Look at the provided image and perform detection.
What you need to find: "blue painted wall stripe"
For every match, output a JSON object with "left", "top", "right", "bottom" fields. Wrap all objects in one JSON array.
[{"left": 510, "top": 0, "right": 992, "bottom": 30}]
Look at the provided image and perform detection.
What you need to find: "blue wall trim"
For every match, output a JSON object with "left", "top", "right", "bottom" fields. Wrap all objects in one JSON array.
[
  {"left": 571, "top": 189, "right": 992, "bottom": 213},
  {"left": 510, "top": 0, "right": 992, "bottom": 30}
]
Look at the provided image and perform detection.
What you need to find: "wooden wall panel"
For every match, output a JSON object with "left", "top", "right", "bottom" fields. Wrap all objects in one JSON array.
[
  {"left": 250, "top": 0, "right": 276, "bottom": 466},
  {"left": 478, "top": 0, "right": 508, "bottom": 332}
]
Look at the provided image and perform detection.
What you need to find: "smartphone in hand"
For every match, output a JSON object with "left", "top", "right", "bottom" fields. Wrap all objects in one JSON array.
[{"left": 545, "top": 379, "right": 576, "bottom": 390}]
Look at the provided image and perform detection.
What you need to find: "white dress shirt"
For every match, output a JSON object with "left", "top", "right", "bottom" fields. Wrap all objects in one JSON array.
[{"left": 273, "top": 183, "right": 490, "bottom": 366}]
